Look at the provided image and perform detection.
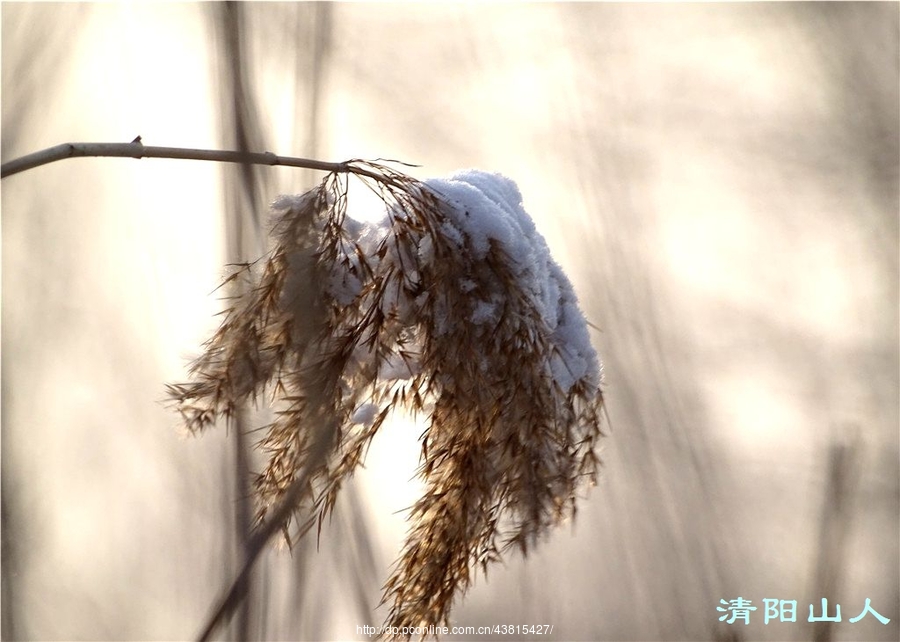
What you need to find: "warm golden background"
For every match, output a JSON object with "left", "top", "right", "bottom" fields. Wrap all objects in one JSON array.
[{"left": 3, "top": 3, "right": 897, "bottom": 641}]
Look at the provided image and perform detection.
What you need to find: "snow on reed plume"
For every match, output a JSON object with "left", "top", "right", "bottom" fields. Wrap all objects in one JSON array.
[{"left": 167, "top": 161, "right": 605, "bottom": 637}]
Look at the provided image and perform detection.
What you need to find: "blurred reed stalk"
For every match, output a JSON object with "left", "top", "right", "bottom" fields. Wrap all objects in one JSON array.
[
  {"left": 811, "top": 431, "right": 861, "bottom": 642},
  {"left": 211, "top": 3, "right": 271, "bottom": 637}
]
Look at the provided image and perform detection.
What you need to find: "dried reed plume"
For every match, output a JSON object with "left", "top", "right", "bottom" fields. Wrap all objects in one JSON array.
[{"left": 167, "top": 160, "right": 605, "bottom": 637}]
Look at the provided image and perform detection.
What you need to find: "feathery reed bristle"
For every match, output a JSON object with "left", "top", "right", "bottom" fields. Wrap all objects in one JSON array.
[{"left": 167, "top": 161, "right": 604, "bottom": 638}]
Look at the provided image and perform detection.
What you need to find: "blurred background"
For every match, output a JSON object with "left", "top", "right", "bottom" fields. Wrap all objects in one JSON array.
[{"left": 2, "top": 3, "right": 897, "bottom": 641}]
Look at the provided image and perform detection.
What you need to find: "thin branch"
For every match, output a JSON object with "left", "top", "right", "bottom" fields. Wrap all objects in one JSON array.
[{"left": 0, "top": 141, "right": 388, "bottom": 180}]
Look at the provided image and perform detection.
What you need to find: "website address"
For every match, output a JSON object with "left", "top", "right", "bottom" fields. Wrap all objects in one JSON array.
[{"left": 358, "top": 624, "right": 554, "bottom": 637}]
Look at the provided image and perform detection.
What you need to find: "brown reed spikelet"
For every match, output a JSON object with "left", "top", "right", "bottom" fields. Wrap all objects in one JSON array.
[{"left": 167, "top": 160, "right": 605, "bottom": 637}]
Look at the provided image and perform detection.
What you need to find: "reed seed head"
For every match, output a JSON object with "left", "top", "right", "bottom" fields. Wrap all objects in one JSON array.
[{"left": 167, "top": 161, "right": 605, "bottom": 638}]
